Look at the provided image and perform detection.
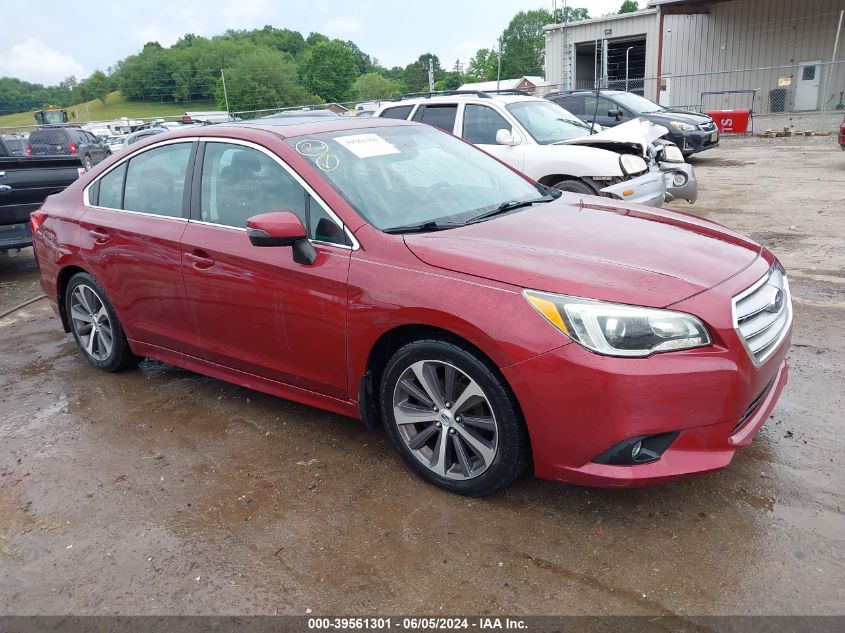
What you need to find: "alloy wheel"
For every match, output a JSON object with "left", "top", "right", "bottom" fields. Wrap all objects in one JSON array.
[
  {"left": 392, "top": 360, "right": 498, "bottom": 480},
  {"left": 69, "top": 284, "right": 114, "bottom": 362}
]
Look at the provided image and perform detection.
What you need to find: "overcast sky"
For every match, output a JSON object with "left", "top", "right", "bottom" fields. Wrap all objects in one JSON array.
[{"left": 0, "top": 0, "right": 629, "bottom": 85}]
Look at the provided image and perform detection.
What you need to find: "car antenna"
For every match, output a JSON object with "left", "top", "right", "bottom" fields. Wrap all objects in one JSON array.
[{"left": 590, "top": 80, "right": 600, "bottom": 135}]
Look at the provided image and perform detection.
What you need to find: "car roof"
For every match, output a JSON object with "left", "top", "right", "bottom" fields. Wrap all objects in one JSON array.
[
  {"left": 147, "top": 116, "right": 418, "bottom": 143},
  {"left": 553, "top": 90, "right": 625, "bottom": 96},
  {"left": 381, "top": 93, "right": 540, "bottom": 108}
]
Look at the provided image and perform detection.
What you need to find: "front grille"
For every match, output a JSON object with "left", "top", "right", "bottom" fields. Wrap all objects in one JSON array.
[
  {"left": 732, "top": 265, "right": 792, "bottom": 366},
  {"left": 732, "top": 378, "right": 775, "bottom": 434},
  {"left": 699, "top": 121, "right": 717, "bottom": 132}
]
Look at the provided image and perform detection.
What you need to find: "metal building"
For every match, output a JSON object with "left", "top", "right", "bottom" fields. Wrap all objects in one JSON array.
[{"left": 544, "top": 0, "right": 845, "bottom": 114}]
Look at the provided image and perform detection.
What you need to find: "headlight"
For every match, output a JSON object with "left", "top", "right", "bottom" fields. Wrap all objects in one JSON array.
[
  {"left": 660, "top": 144, "right": 684, "bottom": 162},
  {"left": 523, "top": 290, "right": 711, "bottom": 357},
  {"left": 669, "top": 121, "right": 697, "bottom": 131},
  {"left": 619, "top": 154, "right": 648, "bottom": 176}
]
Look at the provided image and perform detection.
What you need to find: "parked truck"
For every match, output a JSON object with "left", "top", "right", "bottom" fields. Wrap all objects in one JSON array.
[{"left": 0, "top": 136, "right": 83, "bottom": 251}]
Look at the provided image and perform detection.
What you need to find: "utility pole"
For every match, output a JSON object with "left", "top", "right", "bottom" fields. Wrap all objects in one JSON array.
[
  {"left": 625, "top": 46, "right": 634, "bottom": 92},
  {"left": 220, "top": 69, "right": 230, "bottom": 113},
  {"left": 427, "top": 59, "right": 435, "bottom": 92},
  {"left": 819, "top": 9, "right": 843, "bottom": 129},
  {"left": 496, "top": 37, "right": 503, "bottom": 92}
]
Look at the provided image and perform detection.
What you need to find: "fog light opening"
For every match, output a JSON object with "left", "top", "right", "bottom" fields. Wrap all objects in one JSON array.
[
  {"left": 592, "top": 432, "right": 680, "bottom": 466},
  {"left": 672, "top": 172, "right": 687, "bottom": 187},
  {"left": 630, "top": 440, "right": 642, "bottom": 460}
]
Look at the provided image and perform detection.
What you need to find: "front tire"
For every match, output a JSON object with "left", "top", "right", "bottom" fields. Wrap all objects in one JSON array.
[
  {"left": 380, "top": 339, "right": 531, "bottom": 496},
  {"left": 551, "top": 178, "right": 596, "bottom": 196},
  {"left": 65, "top": 272, "right": 138, "bottom": 372}
]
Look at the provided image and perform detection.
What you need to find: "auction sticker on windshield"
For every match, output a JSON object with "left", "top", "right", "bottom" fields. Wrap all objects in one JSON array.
[{"left": 335, "top": 133, "right": 400, "bottom": 158}]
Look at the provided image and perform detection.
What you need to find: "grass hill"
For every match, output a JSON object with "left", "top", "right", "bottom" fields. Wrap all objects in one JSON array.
[{"left": 0, "top": 92, "right": 215, "bottom": 130}]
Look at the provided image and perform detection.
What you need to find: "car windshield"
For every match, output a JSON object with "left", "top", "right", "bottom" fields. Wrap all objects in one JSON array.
[
  {"left": 505, "top": 101, "right": 595, "bottom": 144},
  {"left": 286, "top": 125, "right": 542, "bottom": 231},
  {"left": 611, "top": 92, "right": 666, "bottom": 114}
]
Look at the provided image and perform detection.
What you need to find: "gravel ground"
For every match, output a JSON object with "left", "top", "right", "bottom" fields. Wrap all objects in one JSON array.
[{"left": 0, "top": 134, "right": 843, "bottom": 616}]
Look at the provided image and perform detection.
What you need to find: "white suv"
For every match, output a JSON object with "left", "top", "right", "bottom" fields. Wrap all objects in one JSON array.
[{"left": 376, "top": 91, "right": 688, "bottom": 207}]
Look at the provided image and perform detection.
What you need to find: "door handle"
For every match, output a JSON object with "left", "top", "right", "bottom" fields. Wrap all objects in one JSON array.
[
  {"left": 88, "top": 228, "right": 110, "bottom": 242},
  {"left": 184, "top": 250, "right": 214, "bottom": 269}
]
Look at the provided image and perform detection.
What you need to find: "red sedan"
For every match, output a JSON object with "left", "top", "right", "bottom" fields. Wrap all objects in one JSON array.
[{"left": 30, "top": 118, "right": 791, "bottom": 496}]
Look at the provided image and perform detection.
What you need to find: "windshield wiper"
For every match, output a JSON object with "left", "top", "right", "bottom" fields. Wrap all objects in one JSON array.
[
  {"left": 383, "top": 220, "right": 463, "bottom": 235},
  {"left": 467, "top": 195, "right": 557, "bottom": 225}
]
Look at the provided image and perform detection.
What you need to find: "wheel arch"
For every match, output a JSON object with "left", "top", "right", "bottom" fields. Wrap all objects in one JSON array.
[
  {"left": 56, "top": 265, "right": 90, "bottom": 332},
  {"left": 357, "top": 322, "right": 523, "bottom": 431},
  {"left": 537, "top": 174, "right": 599, "bottom": 193}
]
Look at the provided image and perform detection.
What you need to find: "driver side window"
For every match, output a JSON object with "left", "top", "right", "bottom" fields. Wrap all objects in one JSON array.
[
  {"left": 462, "top": 105, "right": 512, "bottom": 145},
  {"left": 200, "top": 142, "right": 349, "bottom": 246}
]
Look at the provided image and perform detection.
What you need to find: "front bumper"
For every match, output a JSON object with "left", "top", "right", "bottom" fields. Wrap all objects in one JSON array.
[
  {"left": 672, "top": 128, "right": 719, "bottom": 155},
  {"left": 599, "top": 170, "right": 665, "bottom": 208},
  {"left": 501, "top": 262, "right": 791, "bottom": 488},
  {"left": 660, "top": 161, "right": 698, "bottom": 204}
]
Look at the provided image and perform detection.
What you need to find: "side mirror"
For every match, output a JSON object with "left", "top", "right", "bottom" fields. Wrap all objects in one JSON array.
[
  {"left": 246, "top": 211, "right": 317, "bottom": 265},
  {"left": 495, "top": 128, "right": 519, "bottom": 146},
  {"left": 608, "top": 109, "right": 623, "bottom": 120}
]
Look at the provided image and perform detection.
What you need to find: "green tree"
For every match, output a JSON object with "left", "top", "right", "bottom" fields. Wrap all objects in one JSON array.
[
  {"left": 619, "top": 1, "right": 639, "bottom": 13},
  {"left": 218, "top": 47, "right": 317, "bottom": 113},
  {"left": 434, "top": 72, "right": 463, "bottom": 91},
  {"left": 552, "top": 6, "right": 590, "bottom": 22},
  {"left": 352, "top": 72, "right": 402, "bottom": 101},
  {"left": 343, "top": 40, "right": 375, "bottom": 75},
  {"left": 499, "top": 10, "right": 552, "bottom": 78},
  {"left": 466, "top": 48, "right": 499, "bottom": 81},
  {"left": 301, "top": 40, "right": 360, "bottom": 102},
  {"left": 403, "top": 53, "right": 443, "bottom": 92}
]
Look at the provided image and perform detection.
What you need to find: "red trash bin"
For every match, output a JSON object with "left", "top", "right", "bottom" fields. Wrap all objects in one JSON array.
[{"left": 707, "top": 109, "right": 751, "bottom": 134}]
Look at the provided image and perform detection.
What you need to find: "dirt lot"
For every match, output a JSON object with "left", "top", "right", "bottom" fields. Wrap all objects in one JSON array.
[{"left": 1, "top": 135, "right": 843, "bottom": 616}]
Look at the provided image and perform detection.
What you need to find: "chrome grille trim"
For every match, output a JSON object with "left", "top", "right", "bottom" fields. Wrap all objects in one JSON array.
[{"left": 732, "top": 264, "right": 792, "bottom": 367}]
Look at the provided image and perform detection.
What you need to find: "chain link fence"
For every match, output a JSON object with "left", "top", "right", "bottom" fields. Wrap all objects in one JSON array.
[{"left": 540, "top": 59, "right": 845, "bottom": 132}]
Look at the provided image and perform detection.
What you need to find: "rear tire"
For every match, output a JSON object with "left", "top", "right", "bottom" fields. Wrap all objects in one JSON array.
[
  {"left": 380, "top": 338, "right": 531, "bottom": 497},
  {"left": 65, "top": 272, "right": 138, "bottom": 372},
  {"left": 83, "top": 155, "right": 93, "bottom": 171},
  {"left": 551, "top": 178, "right": 596, "bottom": 196}
]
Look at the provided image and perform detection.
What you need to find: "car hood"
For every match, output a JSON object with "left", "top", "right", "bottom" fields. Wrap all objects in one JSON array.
[
  {"left": 403, "top": 196, "right": 761, "bottom": 307},
  {"left": 645, "top": 109, "right": 713, "bottom": 126},
  {"left": 555, "top": 118, "right": 668, "bottom": 156}
]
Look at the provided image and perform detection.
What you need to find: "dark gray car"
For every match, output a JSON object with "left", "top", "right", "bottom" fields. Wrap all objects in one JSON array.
[
  {"left": 26, "top": 125, "right": 110, "bottom": 170},
  {"left": 546, "top": 90, "right": 719, "bottom": 157}
]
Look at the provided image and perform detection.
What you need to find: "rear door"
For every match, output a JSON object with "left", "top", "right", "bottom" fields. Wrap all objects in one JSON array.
[
  {"left": 79, "top": 139, "right": 199, "bottom": 354},
  {"left": 412, "top": 104, "right": 459, "bottom": 133},
  {"left": 180, "top": 140, "right": 351, "bottom": 398},
  {"left": 28, "top": 128, "right": 70, "bottom": 156}
]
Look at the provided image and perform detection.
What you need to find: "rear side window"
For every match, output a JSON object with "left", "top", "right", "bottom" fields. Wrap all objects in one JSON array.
[
  {"left": 379, "top": 105, "right": 413, "bottom": 120},
  {"left": 97, "top": 163, "right": 126, "bottom": 209},
  {"left": 29, "top": 128, "right": 68, "bottom": 146},
  {"left": 123, "top": 143, "right": 192, "bottom": 217},
  {"left": 414, "top": 105, "right": 458, "bottom": 132},
  {"left": 462, "top": 105, "right": 511, "bottom": 144}
]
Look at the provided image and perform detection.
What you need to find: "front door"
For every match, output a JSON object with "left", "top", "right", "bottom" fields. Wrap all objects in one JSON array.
[
  {"left": 180, "top": 140, "right": 351, "bottom": 399},
  {"left": 78, "top": 140, "right": 198, "bottom": 354},
  {"left": 460, "top": 103, "right": 525, "bottom": 171},
  {"left": 795, "top": 61, "right": 821, "bottom": 111}
]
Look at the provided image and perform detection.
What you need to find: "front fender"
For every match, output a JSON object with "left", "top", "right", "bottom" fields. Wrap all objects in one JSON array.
[{"left": 522, "top": 145, "right": 625, "bottom": 181}]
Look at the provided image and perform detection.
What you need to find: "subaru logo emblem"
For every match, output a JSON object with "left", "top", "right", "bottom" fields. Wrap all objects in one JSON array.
[{"left": 765, "top": 288, "right": 784, "bottom": 313}]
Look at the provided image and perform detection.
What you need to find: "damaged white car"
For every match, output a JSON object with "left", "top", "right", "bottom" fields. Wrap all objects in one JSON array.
[{"left": 375, "top": 92, "right": 697, "bottom": 206}]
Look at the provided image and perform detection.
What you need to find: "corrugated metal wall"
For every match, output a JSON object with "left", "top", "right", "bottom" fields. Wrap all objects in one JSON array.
[
  {"left": 544, "top": 0, "right": 845, "bottom": 114},
  {"left": 544, "top": 9, "right": 659, "bottom": 93}
]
